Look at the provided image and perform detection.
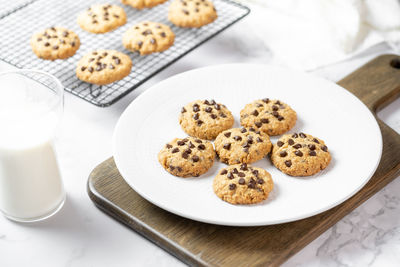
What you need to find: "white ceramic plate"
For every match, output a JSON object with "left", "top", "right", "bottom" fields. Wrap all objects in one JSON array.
[{"left": 113, "top": 64, "right": 382, "bottom": 226}]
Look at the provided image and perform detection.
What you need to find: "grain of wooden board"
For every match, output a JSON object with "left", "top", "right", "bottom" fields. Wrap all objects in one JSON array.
[{"left": 87, "top": 55, "right": 400, "bottom": 267}]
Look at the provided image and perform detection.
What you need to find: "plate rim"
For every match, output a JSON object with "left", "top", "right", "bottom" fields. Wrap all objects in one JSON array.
[{"left": 112, "top": 63, "right": 383, "bottom": 226}]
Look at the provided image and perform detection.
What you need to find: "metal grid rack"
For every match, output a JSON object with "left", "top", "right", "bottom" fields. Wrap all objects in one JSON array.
[{"left": 0, "top": 0, "right": 249, "bottom": 107}]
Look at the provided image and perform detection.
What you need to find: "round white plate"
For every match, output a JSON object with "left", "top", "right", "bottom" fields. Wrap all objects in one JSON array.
[{"left": 113, "top": 64, "right": 382, "bottom": 226}]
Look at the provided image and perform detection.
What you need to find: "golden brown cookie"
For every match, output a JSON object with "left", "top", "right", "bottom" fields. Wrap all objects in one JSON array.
[
  {"left": 76, "top": 50, "right": 132, "bottom": 85},
  {"left": 121, "top": 0, "right": 167, "bottom": 9},
  {"left": 214, "top": 127, "right": 272, "bottom": 165},
  {"left": 30, "top": 27, "right": 80, "bottom": 60},
  {"left": 77, "top": 4, "right": 127, "bottom": 34},
  {"left": 271, "top": 132, "right": 331, "bottom": 176},
  {"left": 158, "top": 137, "right": 215, "bottom": 177},
  {"left": 122, "top": 21, "right": 175, "bottom": 55},
  {"left": 240, "top": 98, "right": 297, "bottom": 136},
  {"left": 168, "top": 0, "right": 218, "bottom": 28},
  {"left": 213, "top": 164, "right": 274, "bottom": 204},
  {"left": 179, "top": 99, "right": 234, "bottom": 140}
]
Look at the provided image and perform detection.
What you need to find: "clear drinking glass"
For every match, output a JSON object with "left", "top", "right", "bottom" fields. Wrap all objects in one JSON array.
[{"left": 0, "top": 69, "right": 65, "bottom": 222}]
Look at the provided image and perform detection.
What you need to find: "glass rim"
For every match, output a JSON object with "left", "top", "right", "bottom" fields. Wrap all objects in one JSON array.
[{"left": 0, "top": 69, "right": 64, "bottom": 123}]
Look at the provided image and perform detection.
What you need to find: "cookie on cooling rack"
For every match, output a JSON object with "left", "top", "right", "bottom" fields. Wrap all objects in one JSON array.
[
  {"left": 213, "top": 164, "right": 274, "bottom": 204},
  {"left": 77, "top": 4, "right": 127, "bottom": 34},
  {"left": 122, "top": 21, "right": 175, "bottom": 55},
  {"left": 121, "top": 0, "right": 167, "bottom": 9},
  {"left": 168, "top": 0, "right": 218, "bottom": 28},
  {"left": 240, "top": 98, "right": 297, "bottom": 136},
  {"left": 215, "top": 127, "right": 272, "bottom": 165},
  {"left": 158, "top": 137, "right": 215, "bottom": 177},
  {"left": 30, "top": 27, "right": 80, "bottom": 60},
  {"left": 271, "top": 132, "right": 331, "bottom": 176},
  {"left": 76, "top": 50, "right": 132, "bottom": 85},
  {"left": 179, "top": 99, "right": 234, "bottom": 140}
]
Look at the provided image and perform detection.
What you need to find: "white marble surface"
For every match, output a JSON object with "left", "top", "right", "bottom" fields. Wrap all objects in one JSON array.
[{"left": 1, "top": 11, "right": 400, "bottom": 267}]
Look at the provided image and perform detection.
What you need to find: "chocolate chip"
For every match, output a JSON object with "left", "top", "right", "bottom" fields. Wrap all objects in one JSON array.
[
  {"left": 81, "top": 66, "right": 86, "bottom": 71},
  {"left": 89, "top": 58, "right": 95, "bottom": 62},
  {"left": 113, "top": 14, "right": 119, "bottom": 18},
  {"left": 172, "top": 148, "right": 179, "bottom": 153},
  {"left": 288, "top": 139, "right": 294, "bottom": 145},
  {"left": 233, "top": 136, "right": 242, "bottom": 141},
  {"left": 210, "top": 100, "right": 216, "bottom": 105},
  {"left": 292, "top": 133, "right": 298, "bottom": 138},
  {"left": 261, "top": 118, "right": 269, "bottom": 124},
  {"left": 88, "top": 67, "right": 93, "bottom": 73},
  {"left": 177, "top": 167, "right": 182, "bottom": 172},
  {"left": 248, "top": 180, "right": 256, "bottom": 189},
  {"left": 232, "top": 168, "right": 238, "bottom": 174},
  {"left": 256, "top": 137, "right": 263, "bottom": 143},
  {"left": 188, "top": 142, "right": 195, "bottom": 148},
  {"left": 223, "top": 143, "right": 231, "bottom": 150},
  {"left": 37, "top": 37, "right": 42, "bottom": 41},
  {"left": 198, "top": 144, "right": 205, "bottom": 150},
  {"left": 227, "top": 172, "right": 234, "bottom": 179},
  {"left": 252, "top": 110, "right": 259, "bottom": 116},
  {"left": 44, "top": 42, "right": 50, "bottom": 47},
  {"left": 177, "top": 140, "right": 185, "bottom": 146},
  {"left": 92, "top": 20, "right": 98, "bottom": 24},
  {"left": 193, "top": 113, "right": 199, "bottom": 120},
  {"left": 299, "top": 132, "right": 306, "bottom": 138},
  {"left": 321, "top": 145, "right": 328, "bottom": 152},
  {"left": 193, "top": 104, "right": 200, "bottom": 112},
  {"left": 295, "top": 150, "right": 303, "bottom": 157},
  {"left": 308, "top": 144, "right": 316, "bottom": 150},
  {"left": 169, "top": 165, "right": 175, "bottom": 171},
  {"left": 109, "top": 64, "right": 115, "bottom": 70},
  {"left": 93, "top": 52, "right": 98, "bottom": 55},
  {"left": 182, "top": 138, "right": 188, "bottom": 142},
  {"left": 62, "top": 31, "right": 69, "bottom": 37},
  {"left": 192, "top": 155, "right": 199, "bottom": 162},
  {"left": 95, "top": 65, "right": 102, "bottom": 71},
  {"left": 220, "top": 169, "right": 227, "bottom": 175},
  {"left": 238, "top": 172, "right": 245, "bottom": 177},
  {"left": 272, "top": 105, "right": 279, "bottom": 111},
  {"left": 255, "top": 122, "right": 262, "bottom": 128},
  {"left": 242, "top": 142, "right": 250, "bottom": 148},
  {"left": 184, "top": 148, "right": 192, "bottom": 154},
  {"left": 219, "top": 113, "right": 227, "bottom": 118},
  {"left": 240, "top": 163, "right": 248, "bottom": 171},
  {"left": 142, "top": 29, "right": 152, "bottom": 36},
  {"left": 252, "top": 169, "right": 259, "bottom": 176},
  {"left": 137, "top": 41, "right": 143, "bottom": 48},
  {"left": 104, "top": 17, "right": 109, "bottom": 21},
  {"left": 195, "top": 8, "right": 199, "bottom": 12},
  {"left": 182, "top": 9, "right": 189, "bottom": 15},
  {"left": 195, "top": 139, "right": 202, "bottom": 143},
  {"left": 182, "top": 152, "right": 189, "bottom": 159},
  {"left": 205, "top": 107, "right": 212, "bottom": 113},
  {"left": 257, "top": 179, "right": 264, "bottom": 184},
  {"left": 59, "top": 39, "right": 65, "bottom": 44},
  {"left": 114, "top": 58, "right": 120, "bottom": 65},
  {"left": 181, "top": 107, "right": 186, "bottom": 113},
  {"left": 249, "top": 127, "right": 256, "bottom": 132},
  {"left": 238, "top": 178, "right": 245, "bottom": 185},
  {"left": 262, "top": 98, "right": 270, "bottom": 103},
  {"left": 229, "top": 184, "right": 236, "bottom": 190},
  {"left": 166, "top": 144, "right": 172, "bottom": 149},
  {"left": 102, "top": 52, "right": 108, "bottom": 56},
  {"left": 197, "top": 120, "right": 203, "bottom": 126},
  {"left": 280, "top": 151, "right": 287, "bottom": 157},
  {"left": 70, "top": 41, "right": 76, "bottom": 47},
  {"left": 277, "top": 141, "right": 284, "bottom": 147},
  {"left": 241, "top": 128, "right": 247, "bottom": 133},
  {"left": 214, "top": 104, "right": 221, "bottom": 110},
  {"left": 204, "top": 100, "right": 210, "bottom": 105},
  {"left": 285, "top": 160, "right": 292, "bottom": 167},
  {"left": 313, "top": 138, "right": 320, "bottom": 144},
  {"left": 293, "top": 144, "right": 302, "bottom": 149},
  {"left": 159, "top": 31, "right": 166, "bottom": 37},
  {"left": 243, "top": 147, "right": 249, "bottom": 153},
  {"left": 272, "top": 111, "right": 279, "bottom": 118},
  {"left": 309, "top": 151, "right": 317, "bottom": 156},
  {"left": 224, "top": 132, "right": 231, "bottom": 137}
]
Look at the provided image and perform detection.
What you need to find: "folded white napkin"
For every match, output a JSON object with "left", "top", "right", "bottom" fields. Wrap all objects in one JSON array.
[{"left": 237, "top": 0, "right": 400, "bottom": 70}]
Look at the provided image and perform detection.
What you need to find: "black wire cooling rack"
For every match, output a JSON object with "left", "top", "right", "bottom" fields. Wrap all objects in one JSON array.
[{"left": 0, "top": 0, "right": 249, "bottom": 107}]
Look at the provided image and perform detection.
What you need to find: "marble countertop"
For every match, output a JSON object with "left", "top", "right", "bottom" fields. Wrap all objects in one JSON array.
[{"left": 1, "top": 12, "right": 400, "bottom": 267}]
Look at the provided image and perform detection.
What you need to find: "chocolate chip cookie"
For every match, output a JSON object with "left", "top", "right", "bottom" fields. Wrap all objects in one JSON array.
[
  {"left": 214, "top": 127, "right": 272, "bottom": 165},
  {"left": 122, "top": 21, "right": 175, "bottom": 55},
  {"left": 121, "top": 0, "right": 167, "bottom": 9},
  {"left": 240, "top": 98, "right": 297, "bottom": 136},
  {"left": 168, "top": 0, "right": 218, "bottom": 28},
  {"left": 76, "top": 50, "right": 132, "bottom": 85},
  {"left": 77, "top": 4, "right": 127, "bottom": 34},
  {"left": 213, "top": 163, "right": 274, "bottom": 204},
  {"left": 30, "top": 27, "right": 80, "bottom": 60},
  {"left": 179, "top": 99, "right": 234, "bottom": 140},
  {"left": 158, "top": 137, "right": 215, "bottom": 177},
  {"left": 271, "top": 132, "right": 331, "bottom": 176}
]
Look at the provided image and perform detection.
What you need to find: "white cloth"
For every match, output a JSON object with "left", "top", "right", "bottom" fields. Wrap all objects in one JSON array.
[{"left": 238, "top": 0, "right": 400, "bottom": 70}]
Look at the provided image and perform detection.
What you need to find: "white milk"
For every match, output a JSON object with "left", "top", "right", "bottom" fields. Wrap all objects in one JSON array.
[{"left": 0, "top": 72, "right": 65, "bottom": 221}]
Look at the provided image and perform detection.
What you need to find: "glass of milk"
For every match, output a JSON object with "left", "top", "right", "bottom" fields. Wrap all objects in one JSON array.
[{"left": 0, "top": 69, "right": 65, "bottom": 222}]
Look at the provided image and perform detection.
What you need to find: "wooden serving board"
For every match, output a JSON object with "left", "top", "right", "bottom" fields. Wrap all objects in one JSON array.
[{"left": 87, "top": 55, "right": 400, "bottom": 267}]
